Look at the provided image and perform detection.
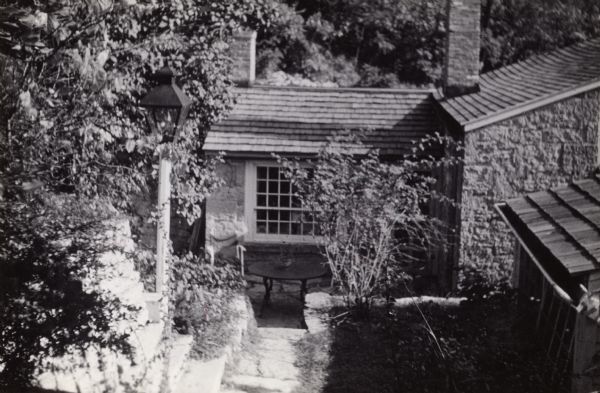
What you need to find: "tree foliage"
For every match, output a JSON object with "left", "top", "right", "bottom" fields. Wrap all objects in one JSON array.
[
  {"left": 0, "top": 0, "right": 275, "bottom": 386},
  {"left": 1, "top": 0, "right": 277, "bottom": 222},
  {"left": 257, "top": 0, "right": 600, "bottom": 87}
]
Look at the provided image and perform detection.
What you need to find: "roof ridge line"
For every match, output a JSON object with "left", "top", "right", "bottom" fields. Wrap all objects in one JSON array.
[
  {"left": 480, "top": 36, "right": 600, "bottom": 80},
  {"left": 239, "top": 85, "right": 435, "bottom": 94}
]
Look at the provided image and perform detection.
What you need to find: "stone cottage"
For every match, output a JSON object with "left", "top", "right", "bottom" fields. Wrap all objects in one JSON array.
[{"left": 203, "top": 0, "right": 600, "bottom": 293}]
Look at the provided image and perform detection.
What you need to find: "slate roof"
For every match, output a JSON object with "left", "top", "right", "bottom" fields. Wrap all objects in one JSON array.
[
  {"left": 499, "top": 176, "right": 600, "bottom": 276},
  {"left": 204, "top": 86, "right": 439, "bottom": 156},
  {"left": 438, "top": 37, "right": 600, "bottom": 131}
]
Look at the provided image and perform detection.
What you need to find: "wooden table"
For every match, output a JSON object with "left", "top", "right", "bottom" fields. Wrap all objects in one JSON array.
[{"left": 246, "top": 259, "right": 329, "bottom": 314}]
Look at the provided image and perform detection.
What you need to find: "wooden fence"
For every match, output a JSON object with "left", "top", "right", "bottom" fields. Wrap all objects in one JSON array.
[{"left": 517, "top": 245, "right": 599, "bottom": 393}]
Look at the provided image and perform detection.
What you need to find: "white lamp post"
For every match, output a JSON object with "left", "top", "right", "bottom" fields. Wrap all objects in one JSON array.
[{"left": 140, "top": 66, "right": 191, "bottom": 297}]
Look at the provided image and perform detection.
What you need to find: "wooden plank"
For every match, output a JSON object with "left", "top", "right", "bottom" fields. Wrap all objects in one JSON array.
[
  {"left": 574, "top": 179, "right": 600, "bottom": 205},
  {"left": 561, "top": 254, "right": 596, "bottom": 271},
  {"left": 529, "top": 190, "right": 600, "bottom": 271},
  {"left": 572, "top": 313, "right": 600, "bottom": 393}
]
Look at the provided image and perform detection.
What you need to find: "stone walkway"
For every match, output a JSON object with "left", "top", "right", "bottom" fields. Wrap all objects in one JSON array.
[
  {"left": 220, "top": 279, "right": 322, "bottom": 393},
  {"left": 221, "top": 326, "right": 305, "bottom": 393}
]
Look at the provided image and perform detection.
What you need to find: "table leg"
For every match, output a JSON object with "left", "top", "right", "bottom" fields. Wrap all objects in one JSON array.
[
  {"left": 260, "top": 277, "right": 273, "bottom": 317},
  {"left": 300, "top": 279, "right": 308, "bottom": 304},
  {"left": 263, "top": 277, "right": 273, "bottom": 304}
]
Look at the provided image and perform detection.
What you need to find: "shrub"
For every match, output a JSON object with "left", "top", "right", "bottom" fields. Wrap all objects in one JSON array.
[
  {"left": 279, "top": 133, "right": 457, "bottom": 314},
  {"left": 0, "top": 194, "right": 135, "bottom": 387},
  {"left": 169, "top": 252, "right": 245, "bottom": 358}
]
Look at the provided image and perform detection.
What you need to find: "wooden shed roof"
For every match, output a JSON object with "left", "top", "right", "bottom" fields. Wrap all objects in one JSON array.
[
  {"left": 499, "top": 176, "right": 600, "bottom": 276},
  {"left": 203, "top": 86, "right": 439, "bottom": 156},
  {"left": 438, "top": 37, "right": 600, "bottom": 131}
]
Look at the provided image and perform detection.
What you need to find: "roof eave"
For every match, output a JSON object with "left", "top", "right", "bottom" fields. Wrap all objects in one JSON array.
[
  {"left": 494, "top": 203, "right": 576, "bottom": 303},
  {"left": 463, "top": 77, "right": 600, "bottom": 132}
]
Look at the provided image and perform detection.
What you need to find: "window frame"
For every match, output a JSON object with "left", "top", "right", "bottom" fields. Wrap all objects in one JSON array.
[{"left": 244, "top": 161, "right": 319, "bottom": 243}]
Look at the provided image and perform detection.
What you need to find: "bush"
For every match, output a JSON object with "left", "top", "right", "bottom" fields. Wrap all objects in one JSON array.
[
  {"left": 0, "top": 194, "right": 135, "bottom": 387},
  {"left": 169, "top": 252, "right": 245, "bottom": 358},
  {"left": 279, "top": 133, "right": 457, "bottom": 314},
  {"left": 459, "top": 259, "right": 513, "bottom": 301}
]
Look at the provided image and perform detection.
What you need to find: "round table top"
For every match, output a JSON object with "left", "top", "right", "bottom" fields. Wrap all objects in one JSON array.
[{"left": 247, "top": 259, "right": 329, "bottom": 281}]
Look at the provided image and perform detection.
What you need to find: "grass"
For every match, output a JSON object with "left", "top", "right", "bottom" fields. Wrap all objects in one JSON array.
[
  {"left": 298, "top": 295, "right": 566, "bottom": 393},
  {"left": 293, "top": 330, "right": 331, "bottom": 393}
]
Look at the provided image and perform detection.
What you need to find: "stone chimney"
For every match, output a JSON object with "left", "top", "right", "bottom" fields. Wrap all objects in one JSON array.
[
  {"left": 443, "top": 0, "right": 481, "bottom": 97},
  {"left": 229, "top": 30, "right": 256, "bottom": 87}
]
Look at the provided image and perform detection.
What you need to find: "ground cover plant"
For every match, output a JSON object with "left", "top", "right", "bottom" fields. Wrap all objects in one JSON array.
[
  {"left": 319, "top": 295, "right": 561, "bottom": 393},
  {"left": 170, "top": 252, "right": 246, "bottom": 359}
]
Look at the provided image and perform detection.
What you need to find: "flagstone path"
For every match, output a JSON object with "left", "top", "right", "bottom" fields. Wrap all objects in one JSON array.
[{"left": 220, "top": 280, "right": 317, "bottom": 393}]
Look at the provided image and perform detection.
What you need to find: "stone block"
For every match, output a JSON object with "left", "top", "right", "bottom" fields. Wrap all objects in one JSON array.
[{"left": 144, "top": 292, "right": 162, "bottom": 323}]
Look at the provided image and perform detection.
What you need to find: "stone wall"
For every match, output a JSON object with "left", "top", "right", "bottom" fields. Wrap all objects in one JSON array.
[
  {"left": 130, "top": 191, "right": 194, "bottom": 255},
  {"left": 205, "top": 159, "right": 247, "bottom": 252},
  {"left": 460, "top": 90, "right": 600, "bottom": 287}
]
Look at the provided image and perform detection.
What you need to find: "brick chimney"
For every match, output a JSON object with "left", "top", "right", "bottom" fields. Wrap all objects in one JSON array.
[
  {"left": 229, "top": 30, "right": 256, "bottom": 87},
  {"left": 443, "top": 0, "right": 481, "bottom": 97}
]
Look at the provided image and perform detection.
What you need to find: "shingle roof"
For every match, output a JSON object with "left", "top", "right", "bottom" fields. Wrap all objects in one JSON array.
[
  {"left": 438, "top": 37, "right": 600, "bottom": 131},
  {"left": 499, "top": 176, "right": 600, "bottom": 276},
  {"left": 204, "top": 86, "right": 439, "bottom": 155}
]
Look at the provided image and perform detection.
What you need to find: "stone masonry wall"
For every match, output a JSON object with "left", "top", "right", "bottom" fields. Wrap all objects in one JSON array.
[
  {"left": 205, "top": 159, "right": 246, "bottom": 252},
  {"left": 130, "top": 191, "right": 194, "bottom": 255},
  {"left": 460, "top": 90, "right": 600, "bottom": 287}
]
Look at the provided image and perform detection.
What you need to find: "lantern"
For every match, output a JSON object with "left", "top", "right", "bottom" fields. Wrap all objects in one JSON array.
[{"left": 139, "top": 66, "right": 192, "bottom": 143}]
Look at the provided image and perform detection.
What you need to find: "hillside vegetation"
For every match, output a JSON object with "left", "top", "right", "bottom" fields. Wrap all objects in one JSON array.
[{"left": 256, "top": 0, "right": 600, "bottom": 87}]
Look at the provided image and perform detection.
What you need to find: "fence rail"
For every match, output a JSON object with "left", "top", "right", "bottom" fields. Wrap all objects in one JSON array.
[{"left": 517, "top": 245, "right": 577, "bottom": 392}]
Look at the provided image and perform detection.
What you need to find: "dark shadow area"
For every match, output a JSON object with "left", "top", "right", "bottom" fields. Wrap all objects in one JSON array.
[
  {"left": 243, "top": 243, "right": 330, "bottom": 329},
  {"left": 318, "top": 296, "right": 566, "bottom": 393},
  {"left": 3, "top": 388, "right": 70, "bottom": 393},
  {"left": 246, "top": 278, "right": 326, "bottom": 329}
]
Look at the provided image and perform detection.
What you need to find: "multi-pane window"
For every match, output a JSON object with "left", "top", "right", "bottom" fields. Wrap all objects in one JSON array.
[{"left": 255, "top": 166, "right": 318, "bottom": 237}]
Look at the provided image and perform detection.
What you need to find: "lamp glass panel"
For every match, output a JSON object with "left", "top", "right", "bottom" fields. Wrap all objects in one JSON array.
[{"left": 149, "top": 108, "right": 180, "bottom": 142}]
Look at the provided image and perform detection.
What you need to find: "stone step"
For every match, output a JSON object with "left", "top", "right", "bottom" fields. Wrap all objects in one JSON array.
[
  {"left": 143, "top": 292, "right": 163, "bottom": 323},
  {"left": 119, "top": 285, "right": 147, "bottom": 311},
  {"left": 135, "top": 302, "right": 150, "bottom": 326},
  {"left": 176, "top": 355, "right": 227, "bottom": 393},
  {"left": 227, "top": 375, "right": 300, "bottom": 393},
  {"left": 103, "top": 276, "right": 145, "bottom": 300},
  {"left": 257, "top": 327, "right": 306, "bottom": 341},
  {"left": 167, "top": 333, "right": 194, "bottom": 392},
  {"left": 131, "top": 320, "right": 165, "bottom": 366}
]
